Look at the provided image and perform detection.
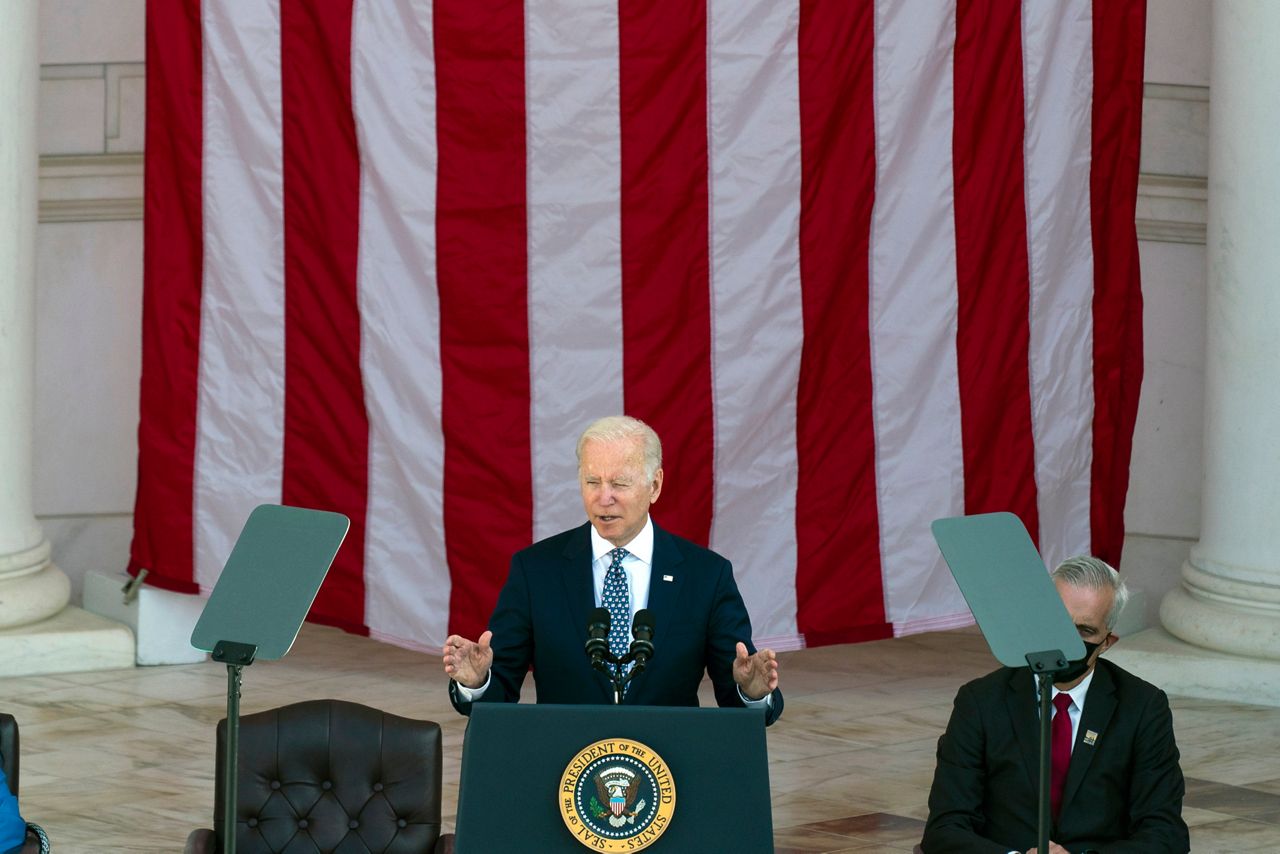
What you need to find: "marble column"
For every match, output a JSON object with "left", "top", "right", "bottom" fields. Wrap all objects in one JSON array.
[
  {"left": 1159, "top": 1, "right": 1280, "bottom": 660},
  {"left": 0, "top": 0, "right": 71, "bottom": 628}
]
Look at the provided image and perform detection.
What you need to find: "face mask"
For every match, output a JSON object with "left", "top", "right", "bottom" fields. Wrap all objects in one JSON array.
[{"left": 1056, "top": 639, "right": 1102, "bottom": 683}]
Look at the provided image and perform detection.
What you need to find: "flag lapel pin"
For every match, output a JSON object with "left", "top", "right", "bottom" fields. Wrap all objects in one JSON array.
[{"left": 663, "top": 574, "right": 674, "bottom": 582}]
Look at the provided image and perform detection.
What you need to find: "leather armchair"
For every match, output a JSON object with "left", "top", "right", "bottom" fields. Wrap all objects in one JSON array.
[
  {"left": 0, "top": 713, "right": 48, "bottom": 854},
  {"left": 185, "top": 700, "right": 453, "bottom": 853}
]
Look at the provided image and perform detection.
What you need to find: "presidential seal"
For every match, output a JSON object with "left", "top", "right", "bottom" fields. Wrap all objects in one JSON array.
[{"left": 559, "top": 738, "right": 676, "bottom": 851}]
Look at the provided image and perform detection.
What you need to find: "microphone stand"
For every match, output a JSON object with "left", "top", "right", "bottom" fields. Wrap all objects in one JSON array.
[
  {"left": 586, "top": 612, "right": 654, "bottom": 704},
  {"left": 590, "top": 644, "right": 653, "bottom": 704}
]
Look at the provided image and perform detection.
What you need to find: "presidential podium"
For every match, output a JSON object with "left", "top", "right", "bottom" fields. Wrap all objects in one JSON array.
[{"left": 453, "top": 704, "right": 773, "bottom": 852}]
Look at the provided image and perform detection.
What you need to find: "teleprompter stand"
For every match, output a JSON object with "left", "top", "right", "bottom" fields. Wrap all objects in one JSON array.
[
  {"left": 931, "top": 512, "right": 1085, "bottom": 854},
  {"left": 190, "top": 505, "right": 350, "bottom": 854}
]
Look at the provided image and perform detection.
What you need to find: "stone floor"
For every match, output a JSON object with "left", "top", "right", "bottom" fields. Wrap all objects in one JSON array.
[{"left": 4, "top": 623, "right": 1279, "bottom": 852}]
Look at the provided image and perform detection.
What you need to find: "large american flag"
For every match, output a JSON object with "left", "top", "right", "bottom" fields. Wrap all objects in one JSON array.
[{"left": 131, "top": 0, "right": 1145, "bottom": 652}]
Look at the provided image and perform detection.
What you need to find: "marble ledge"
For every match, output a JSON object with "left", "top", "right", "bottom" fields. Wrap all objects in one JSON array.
[
  {"left": 0, "top": 606, "right": 135, "bottom": 677},
  {"left": 38, "top": 153, "right": 143, "bottom": 223},
  {"left": 1136, "top": 173, "right": 1207, "bottom": 245},
  {"left": 1106, "top": 626, "right": 1280, "bottom": 707}
]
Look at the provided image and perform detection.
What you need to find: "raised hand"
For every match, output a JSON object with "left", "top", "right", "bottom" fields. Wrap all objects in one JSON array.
[
  {"left": 442, "top": 630, "right": 494, "bottom": 689},
  {"left": 732, "top": 642, "right": 779, "bottom": 701}
]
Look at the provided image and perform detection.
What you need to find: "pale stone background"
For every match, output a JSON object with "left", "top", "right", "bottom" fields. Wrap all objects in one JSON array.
[{"left": 31, "top": 0, "right": 1209, "bottom": 633}]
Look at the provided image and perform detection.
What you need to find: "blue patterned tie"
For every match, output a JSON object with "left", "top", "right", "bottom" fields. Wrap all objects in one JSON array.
[{"left": 602, "top": 548, "right": 631, "bottom": 679}]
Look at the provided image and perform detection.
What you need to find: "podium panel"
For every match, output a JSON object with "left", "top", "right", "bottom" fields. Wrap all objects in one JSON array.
[{"left": 455, "top": 704, "right": 773, "bottom": 852}]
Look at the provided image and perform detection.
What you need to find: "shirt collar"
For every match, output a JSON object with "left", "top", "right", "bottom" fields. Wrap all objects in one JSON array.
[
  {"left": 589, "top": 515, "right": 654, "bottom": 566},
  {"left": 1051, "top": 665, "right": 1096, "bottom": 708}
]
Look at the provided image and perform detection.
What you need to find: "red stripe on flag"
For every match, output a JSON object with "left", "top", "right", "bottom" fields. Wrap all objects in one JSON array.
[
  {"left": 280, "top": 0, "right": 369, "bottom": 632},
  {"left": 795, "top": 0, "right": 891, "bottom": 645},
  {"left": 435, "top": 0, "right": 532, "bottom": 639},
  {"left": 129, "top": 0, "right": 202, "bottom": 593},
  {"left": 1089, "top": 0, "right": 1146, "bottom": 567},
  {"left": 952, "top": 0, "right": 1040, "bottom": 540},
  {"left": 619, "top": 0, "right": 714, "bottom": 545}
]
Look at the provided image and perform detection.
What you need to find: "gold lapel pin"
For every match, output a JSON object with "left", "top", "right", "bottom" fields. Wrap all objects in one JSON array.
[{"left": 1084, "top": 729, "right": 1099, "bottom": 746}]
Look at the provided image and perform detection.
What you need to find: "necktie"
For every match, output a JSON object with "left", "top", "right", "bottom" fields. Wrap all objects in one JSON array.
[
  {"left": 601, "top": 548, "right": 631, "bottom": 679},
  {"left": 1050, "top": 692, "right": 1074, "bottom": 820}
]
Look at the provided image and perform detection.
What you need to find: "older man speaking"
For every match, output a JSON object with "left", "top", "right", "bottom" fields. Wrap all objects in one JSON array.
[{"left": 442, "top": 415, "right": 782, "bottom": 725}]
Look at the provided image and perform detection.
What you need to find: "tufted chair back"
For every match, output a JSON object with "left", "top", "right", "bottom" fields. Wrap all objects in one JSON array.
[
  {"left": 185, "top": 700, "right": 448, "bottom": 854},
  {"left": 0, "top": 713, "right": 17, "bottom": 793}
]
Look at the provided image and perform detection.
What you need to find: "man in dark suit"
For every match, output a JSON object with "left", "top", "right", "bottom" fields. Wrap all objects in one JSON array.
[
  {"left": 442, "top": 415, "right": 782, "bottom": 725},
  {"left": 922, "top": 556, "right": 1188, "bottom": 853}
]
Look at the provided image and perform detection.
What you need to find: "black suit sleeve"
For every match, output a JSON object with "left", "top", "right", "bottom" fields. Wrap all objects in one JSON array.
[
  {"left": 922, "top": 681, "right": 1017, "bottom": 854},
  {"left": 448, "top": 553, "right": 534, "bottom": 716},
  {"left": 1087, "top": 687, "right": 1188, "bottom": 854},
  {"left": 704, "top": 557, "right": 783, "bottom": 726}
]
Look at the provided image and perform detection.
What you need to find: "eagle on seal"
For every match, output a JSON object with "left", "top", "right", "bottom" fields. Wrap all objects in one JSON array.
[{"left": 594, "top": 766, "right": 647, "bottom": 827}]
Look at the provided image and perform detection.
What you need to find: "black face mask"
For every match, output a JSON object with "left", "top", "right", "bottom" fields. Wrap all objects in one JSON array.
[{"left": 1056, "top": 639, "right": 1103, "bottom": 683}]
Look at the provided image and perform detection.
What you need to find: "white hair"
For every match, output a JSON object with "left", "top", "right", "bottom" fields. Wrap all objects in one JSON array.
[
  {"left": 1050, "top": 555, "right": 1130, "bottom": 630},
  {"left": 576, "top": 416, "right": 662, "bottom": 480}
]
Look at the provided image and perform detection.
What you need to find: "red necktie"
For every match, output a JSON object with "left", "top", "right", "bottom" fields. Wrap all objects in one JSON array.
[{"left": 1050, "top": 692, "right": 1074, "bottom": 820}]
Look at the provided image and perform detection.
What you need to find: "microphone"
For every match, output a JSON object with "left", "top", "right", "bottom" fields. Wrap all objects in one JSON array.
[
  {"left": 585, "top": 607, "right": 611, "bottom": 668},
  {"left": 628, "top": 609, "right": 655, "bottom": 671}
]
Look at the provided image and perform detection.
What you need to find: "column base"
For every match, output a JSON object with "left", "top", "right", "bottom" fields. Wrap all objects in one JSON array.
[
  {"left": 0, "top": 605, "right": 135, "bottom": 677},
  {"left": 1160, "top": 579, "right": 1280, "bottom": 661},
  {"left": 82, "top": 570, "right": 208, "bottom": 665},
  {"left": 0, "top": 559, "right": 71, "bottom": 628},
  {"left": 1105, "top": 626, "right": 1280, "bottom": 707}
]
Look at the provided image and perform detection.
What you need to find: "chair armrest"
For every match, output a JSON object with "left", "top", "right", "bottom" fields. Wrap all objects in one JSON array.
[
  {"left": 184, "top": 828, "right": 216, "bottom": 854},
  {"left": 434, "top": 832, "right": 456, "bottom": 854}
]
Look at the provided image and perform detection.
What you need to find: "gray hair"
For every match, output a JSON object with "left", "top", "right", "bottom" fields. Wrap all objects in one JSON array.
[
  {"left": 1050, "top": 555, "right": 1130, "bottom": 631},
  {"left": 576, "top": 416, "right": 663, "bottom": 480}
]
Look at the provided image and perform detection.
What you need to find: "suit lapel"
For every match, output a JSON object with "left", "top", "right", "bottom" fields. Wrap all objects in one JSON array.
[
  {"left": 624, "top": 522, "right": 685, "bottom": 701},
  {"left": 1060, "top": 661, "right": 1117, "bottom": 818},
  {"left": 1007, "top": 669, "right": 1044, "bottom": 795},
  {"left": 644, "top": 523, "right": 687, "bottom": 644},
  {"left": 559, "top": 523, "right": 597, "bottom": 646}
]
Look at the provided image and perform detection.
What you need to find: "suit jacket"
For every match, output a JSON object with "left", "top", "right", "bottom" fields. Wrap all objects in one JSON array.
[
  {"left": 449, "top": 521, "right": 783, "bottom": 726},
  {"left": 922, "top": 659, "right": 1188, "bottom": 853}
]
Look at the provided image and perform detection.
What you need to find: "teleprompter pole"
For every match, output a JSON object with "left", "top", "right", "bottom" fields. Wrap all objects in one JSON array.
[
  {"left": 213, "top": 641, "right": 258, "bottom": 854},
  {"left": 1026, "top": 648, "right": 1070, "bottom": 854}
]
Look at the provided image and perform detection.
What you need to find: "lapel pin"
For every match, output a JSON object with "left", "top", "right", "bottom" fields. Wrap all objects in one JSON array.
[
  {"left": 1083, "top": 729, "right": 1098, "bottom": 746},
  {"left": 663, "top": 574, "right": 674, "bottom": 582}
]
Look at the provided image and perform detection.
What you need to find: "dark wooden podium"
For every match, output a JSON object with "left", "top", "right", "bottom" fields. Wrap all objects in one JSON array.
[{"left": 454, "top": 704, "right": 773, "bottom": 852}]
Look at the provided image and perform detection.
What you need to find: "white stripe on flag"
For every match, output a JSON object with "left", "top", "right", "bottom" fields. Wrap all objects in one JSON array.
[
  {"left": 871, "top": 0, "right": 967, "bottom": 631},
  {"left": 707, "top": 0, "right": 803, "bottom": 646},
  {"left": 195, "top": 0, "right": 286, "bottom": 589},
  {"left": 352, "top": 0, "right": 450, "bottom": 647},
  {"left": 1023, "top": 0, "right": 1095, "bottom": 571},
  {"left": 526, "top": 0, "right": 625, "bottom": 540}
]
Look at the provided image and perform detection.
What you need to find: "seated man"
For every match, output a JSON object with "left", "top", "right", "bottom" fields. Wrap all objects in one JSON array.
[
  {"left": 922, "top": 556, "right": 1188, "bottom": 853},
  {"left": 442, "top": 415, "right": 782, "bottom": 725}
]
